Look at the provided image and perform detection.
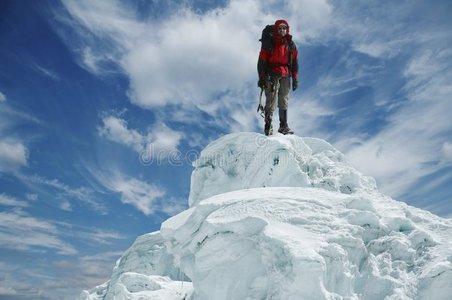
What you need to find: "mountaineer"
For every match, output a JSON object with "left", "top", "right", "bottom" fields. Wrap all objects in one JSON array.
[{"left": 257, "top": 19, "right": 299, "bottom": 136}]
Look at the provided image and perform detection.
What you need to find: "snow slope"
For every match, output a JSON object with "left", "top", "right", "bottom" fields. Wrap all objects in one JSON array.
[{"left": 80, "top": 133, "right": 452, "bottom": 300}]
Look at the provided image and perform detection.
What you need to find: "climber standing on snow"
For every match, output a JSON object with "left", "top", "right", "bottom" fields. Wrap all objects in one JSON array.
[{"left": 257, "top": 19, "right": 298, "bottom": 136}]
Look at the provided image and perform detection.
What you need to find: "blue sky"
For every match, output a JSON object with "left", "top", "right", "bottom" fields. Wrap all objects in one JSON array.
[{"left": 1, "top": 0, "right": 451, "bottom": 298}]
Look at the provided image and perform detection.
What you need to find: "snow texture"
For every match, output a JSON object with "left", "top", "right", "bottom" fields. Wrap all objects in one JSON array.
[
  {"left": 189, "top": 133, "right": 377, "bottom": 206},
  {"left": 80, "top": 133, "right": 452, "bottom": 300}
]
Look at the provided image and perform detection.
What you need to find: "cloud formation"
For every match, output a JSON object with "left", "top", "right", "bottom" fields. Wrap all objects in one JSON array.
[
  {"left": 32, "top": 64, "right": 61, "bottom": 81},
  {"left": 15, "top": 173, "right": 106, "bottom": 213},
  {"left": 57, "top": 0, "right": 452, "bottom": 210},
  {"left": 0, "top": 141, "right": 28, "bottom": 172},
  {"left": 0, "top": 210, "right": 77, "bottom": 255},
  {"left": 0, "top": 194, "right": 29, "bottom": 208},
  {"left": 113, "top": 177, "right": 166, "bottom": 215},
  {"left": 59, "top": 0, "right": 333, "bottom": 109},
  {"left": 99, "top": 114, "right": 183, "bottom": 158},
  {"left": 81, "top": 159, "right": 167, "bottom": 216}
]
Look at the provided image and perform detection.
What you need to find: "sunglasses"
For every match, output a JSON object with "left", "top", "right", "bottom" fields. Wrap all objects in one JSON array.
[{"left": 278, "top": 25, "right": 287, "bottom": 30}]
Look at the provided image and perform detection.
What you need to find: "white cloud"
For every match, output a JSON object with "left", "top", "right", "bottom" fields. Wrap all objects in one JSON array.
[
  {"left": 157, "top": 196, "right": 188, "bottom": 216},
  {"left": 287, "top": 1, "right": 452, "bottom": 202},
  {"left": 111, "top": 177, "right": 165, "bottom": 215},
  {"left": 54, "top": 221, "right": 126, "bottom": 245},
  {"left": 122, "top": 5, "right": 259, "bottom": 108},
  {"left": 75, "top": 251, "right": 123, "bottom": 279},
  {"left": 0, "top": 104, "right": 42, "bottom": 127},
  {"left": 289, "top": 93, "right": 336, "bottom": 137},
  {"left": 0, "top": 210, "right": 77, "bottom": 255},
  {"left": 59, "top": 200, "right": 72, "bottom": 211},
  {"left": 442, "top": 142, "right": 452, "bottom": 162},
  {"left": 79, "top": 230, "right": 125, "bottom": 245},
  {"left": 343, "top": 44, "right": 452, "bottom": 197},
  {"left": 99, "top": 115, "right": 144, "bottom": 152},
  {"left": 59, "top": 0, "right": 332, "bottom": 110},
  {"left": 0, "top": 194, "right": 29, "bottom": 208},
  {"left": 26, "top": 193, "right": 38, "bottom": 201},
  {"left": 281, "top": 0, "right": 333, "bottom": 41},
  {"left": 48, "top": 251, "right": 123, "bottom": 294},
  {"left": 59, "top": 0, "right": 452, "bottom": 207},
  {"left": 15, "top": 173, "right": 106, "bottom": 213},
  {"left": 0, "top": 91, "right": 6, "bottom": 102},
  {"left": 0, "top": 286, "right": 16, "bottom": 296},
  {"left": 146, "top": 123, "right": 184, "bottom": 157},
  {"left": 99, "top": 114, "right": 183, "bottom": 159},
  {"left": 324, "top": 1, "right": 416, "bottom": 59},
  {"left": 82, "top": 161, "right": 166, "bottom": 215},
  {"left": 0, "top": 141, "right": 28, "bottom": 172}
]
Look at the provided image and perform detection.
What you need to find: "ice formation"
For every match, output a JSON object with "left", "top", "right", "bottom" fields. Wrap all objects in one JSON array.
[{"left": 80, "top": 133, "right": 452, "bottom": 300}]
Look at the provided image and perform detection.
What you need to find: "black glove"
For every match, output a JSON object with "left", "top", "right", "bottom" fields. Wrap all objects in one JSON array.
[
  {"left": 292, "top": 78, "right": 298, "bottom": 91},
  {"left": 258, "top": 77, "right": 270, "bottom": 89},
  {"left": 257, "top": 77, "right": 267, "bottom": 89}
]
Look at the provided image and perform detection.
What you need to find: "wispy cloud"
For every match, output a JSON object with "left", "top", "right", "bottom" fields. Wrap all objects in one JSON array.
[
  {"left": 340, "top": 47, "right": 452, "bottom": 198},
  {"left": 81, "top": 159, "right": 168, "bottom": 216},
  {"left": 60, "top": 0, "right": 256, "bottom": 107},
  {"left": 26, "top": 193, "right": 39, "bottom": 201},
  {"left": 0, "top": 210, "right": 77, "bottom": 255},
  {"left": 0, "top": 104, "right": 43, "bottom": 126},
  {"left": 0, "top": 194, "right": 29, "bottom": 208},
  {"left": 0, "top": 250, "right": 123, "bottom": 299},
  {"left": 0, "top": 95, "right": 42, "bottom": 174},
  {"left": 48, "top": 251, "right": 123, "bottom": 295},
  {"left": 98, "top": 115, "right": 144, "bottom": 152},
  {"left": 114, "top": 177, "right": 165, "bottom": 215},
  {"left": 0, "top": 287, "right": 17, "bottom": 296},
  {"left": 98, "top": 114, "right": 183, "bottom": 159},
  {"left": 56, "top": 0, "right": 452, "bottom": 214},
  {"left": 58, "top": 0, "right": 332, "bottom": 111},
  {"left": 104, "top": 175, "right": 165, "bottom": 216},
  {"left": 32, "top": 64, "right": 61, "bottom": 81},
  {"left": 52, "top": 220, "right": 126, "bottom": 246},
  {"left": 0, "top": 206, "right": 126, "bottom": 256},
  {"left": 15, "top": 173, "right": 107, "bottom": 213},
  {"left": 326, "top": 3, "right": 452, "bottom": 205},
  {"left": 442, "top": 142, "right": 452, "bottom": 162}
]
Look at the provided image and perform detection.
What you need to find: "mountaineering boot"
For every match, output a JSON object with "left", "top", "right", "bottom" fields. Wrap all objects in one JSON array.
[
  {"left": 264, "top": 123, "right": 273, "bottom": 136},
  {"left": 278, "top": 109, "right": 294, "bottom": 135}
]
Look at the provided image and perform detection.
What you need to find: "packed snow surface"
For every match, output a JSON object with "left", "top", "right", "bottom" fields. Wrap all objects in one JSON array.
[
  {"left": 189, "top": 132, "right": 377, "bottom": 206},
  {"left": 80, "top": 133, "right": 452, "bottom": 300}
]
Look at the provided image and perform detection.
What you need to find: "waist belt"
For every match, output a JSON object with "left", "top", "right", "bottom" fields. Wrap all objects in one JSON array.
[{"left": 268, "top": 63, "right": 289, "bottom": 67}]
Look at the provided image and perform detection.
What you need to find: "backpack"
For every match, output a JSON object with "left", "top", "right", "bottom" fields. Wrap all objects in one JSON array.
[{"left": 259, "top": 25, "right": 275, "bottom": 52}]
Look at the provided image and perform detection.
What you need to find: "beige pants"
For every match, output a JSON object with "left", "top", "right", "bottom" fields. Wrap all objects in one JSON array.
[{"left": 264, "top": 76, "right": 290, "bottom": 114}]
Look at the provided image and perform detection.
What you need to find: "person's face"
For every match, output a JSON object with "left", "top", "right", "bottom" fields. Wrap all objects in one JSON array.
[{"left": 278, "top": 24, "right": 287, "bottom": 37}]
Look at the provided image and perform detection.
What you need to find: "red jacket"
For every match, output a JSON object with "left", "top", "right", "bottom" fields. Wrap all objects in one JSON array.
[{"left": 258, "top": 19, "right": 298, "bottom": 79}]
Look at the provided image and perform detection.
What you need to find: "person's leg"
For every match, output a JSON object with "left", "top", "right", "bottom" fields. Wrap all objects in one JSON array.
[
  {"left": 277, "top": 77, "right": 293, "bottom": 134},
  {"left": 263, "top": 78, "right": 280, "bottom": 135}
]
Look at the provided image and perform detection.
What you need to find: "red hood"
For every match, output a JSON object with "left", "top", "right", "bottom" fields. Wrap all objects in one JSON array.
[{"left": 274, "top": 19, "right": 290, "bottom": 36}]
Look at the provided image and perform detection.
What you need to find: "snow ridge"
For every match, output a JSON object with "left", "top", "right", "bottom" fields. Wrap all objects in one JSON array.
[
  {"left": 80, "top": 133, "right": 452, "bottom": 300},
  {"left": 189, "top": 133, "right": 377, "bottom": 206}
]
